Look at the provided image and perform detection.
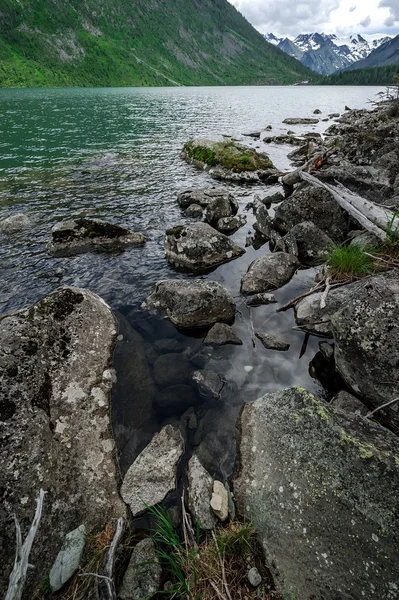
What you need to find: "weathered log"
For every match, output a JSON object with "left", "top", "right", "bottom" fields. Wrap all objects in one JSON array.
[{"left": 301, "top": 172, "right": 398, "bottom": 241}]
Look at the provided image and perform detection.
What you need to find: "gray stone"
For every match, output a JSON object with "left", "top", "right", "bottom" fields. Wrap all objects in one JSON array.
[
  {"left": 184, "top": 203, "right": 203, "bottom": 218},
  {"left": 153, "top": 353, "right": 190, "bottom": 387},
  {"left": 217, "top": 215, "right": 246, "bottom": 233},
  {"left": 241, "top": 252, "right": 299, "bottom": 295},
  {"left": 204, "top": 323, "right": 242, "bottom": 345},
  {"left": 283, "top": 221, "right": 333, "bottom": 265},
  {"left": 142, "top": 279, "right": 236, "bottom": 329},
  {"left": 177, "top": 187, "right": 235, "bottom": 210},
  {"left": 332, "top": 272, "right": 399, "bottom": 428},
  {"left": 50, "top": 525, "right": 86, "bottom": 592},
  {"left": 0, "top": 213, "right": 32, "bottom": 233},
  {"left": 331, "top": 391, "right": 369, "bottom": 416},
  {"left": 283, "top": 117, "right": 319, "bottom": 124},
  {"left": 234, "top": 387, "right": 399, "bottom": 600},
  {"left": 246, "top": 293, "right": 277, "bottom": 307},
  {"left": 205, "top": 194, "right": 238, "bottom": 226},
  {"left": 255, "top": 332, "right": 290, "bottom": 351},
  {"left": 210, "top": 480, "right": 229, "bottom": 522},
  {"left": 191, "top": 370, "right": 223, "bottom": 399},
  {"left": 248, "top": 567, "right": 262, "bottom": 587},
  {"left": 0, "top": 287, "right": 126, "bottom": 596},
  {"left": 349, "top": 231, "right": 381, "bottom": 250},
  {"left": 118, "top": 538, "right": 161, "bottom": 600},
  {"left": 165, "top": 222, "right": 245, "bottom": 272},
  {"left": 273, "top": 186, "right": 348, "bottom": 242},
  {"left": 187, "top": 455, "right": 216, "bottom": 530},
  {"left": 318, "top": 341, "right": 334, "bottom": 362},
  {"left": 121, "top": 425, "right": 184, "bottom": 517},
  {"left": 47, "top": 218, "right": 146, "bottom": 257}
]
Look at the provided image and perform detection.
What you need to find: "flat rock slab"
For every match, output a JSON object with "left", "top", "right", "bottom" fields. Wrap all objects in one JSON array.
[
  {"left": 187, "top": 455, "right": 216, "bottom": 531},
  {"left": 255, "top": 332, "right": 290, "bottom": 351},
  {"left": 118, "top": 538, "right": 162, "bottom": 600},
  {"left": 234, "top": 387, "right": 399, "bottom": 600},
  {"left": 0, "top": 287, "right": 126, "bottom": 596},
  {"left": 283, "top": 117, "right": 319, "bottom": 125},
  {"left": 165, "top": 222, "right": 245, "bottom": 272},
  {"left": 204, "top": 322, "right": 242, "bottom": 345},
  {"left": 142, "top": 279, "right": 236, "bottom": 328},
  {"left": 47, "top": 218, "right": 147, "bottom": 257},
  {"left": 241, "top": 252, "right": 299, "bottom": 294},
  {"left": 120, "top": 425, "right": 184, "bottom": 517},
  {"left": 49, "top": 525, "right": 86, "bottom": 592}
]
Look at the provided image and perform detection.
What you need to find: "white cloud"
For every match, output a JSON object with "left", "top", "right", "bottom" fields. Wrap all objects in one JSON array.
[{"left": 229, "top": 0, "right": 399, "bottom": 37}]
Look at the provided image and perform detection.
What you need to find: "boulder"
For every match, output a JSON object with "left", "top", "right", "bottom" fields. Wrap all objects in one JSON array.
[
  {"left": 0, "top": 287, "right": 126, "bottom": 597},
  {"left": 332, "top": 272, "right": 399, "bottom": 427},
  {"left": 313, "top": 109, "right": 322, "bottom": 114},
  {"left": 246, "top": 293, "right": 277, "bottom": 307},
  {"left": 182, "top": 138, "right": 276, "bottom": 182},
  {"left": 210, "top": 481, "right": 229, "bottom": 522},
  {"left": 204, "top": 323, "right": 242, "bottom": 345},
  {"left": 255, "top": 332, "right": 290, "bottom": 351},
  {"left": 234, "top": 387, "right": 399, "bottom": 600},
  {"left": 118, "top": 538, "right": 161, "bottom": 600},
  {"left": 120, "top": 425, "right": 184, "bottom": 517},
  {"left": 205, "top": 195, "right": 238, "bottom": 226},
  {"left": 164, "top": 222, "right": 245, "bottom": 272},
  {"left": 273, "top": 186, "right": 348, "bottom": 242},
  {"left": 142, "top": 279, "right": 236, "bottom": 329},
  {"left": 294, "top": 280, "right": 362, "bottom": 337},
  {"left": 283, "top": 221, "right": 333, "bottom": 265},
  {"left": 47, "top": 218, "right": 146, "bottom": 257},
  {"left": 331, "top": 391, "right": 369, "bottom": 416},
  {"left": 153, "top": 353, "right": 190, "bottom": 387},
  {"left": 0, "top": 212, "right": 32, "bottom": 233},
  {"left": 190, "top": 370, "right": 223, "bottom": 399},
  {"left": 184, "top": 203, "right": 203, "bottom": 218},
  {"left": 217, "top": 215, "right": 246, "bottom": 233},
  {"left": 177, "top": 187, "right": 236, "bottom": 210},
  {"left": 282, "top": 117, "right": 319, "bottom": 125},
  {"left": 349, "top": 230, "right": 381, "bottom": 250},
  {"left": 187, "top": 455, "right": 216, "bottom": 530},
  {"left": 241, "top": 253, "right": 299, "bottom": 295}
]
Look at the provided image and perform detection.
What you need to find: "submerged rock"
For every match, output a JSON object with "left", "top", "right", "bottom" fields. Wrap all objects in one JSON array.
[
  {"left": 121, "top": 425, "right": 184, "bottom": 517},
  {"left": 241, "top": 252, "right": 299, "bottom": 295},
  {"left": 165, "top": 222, "right": 245, "bottom": 272},
  {"left": 47, "top": 218, "right": 147, "bottom": 257},
  {"left": 142, "top": 279, "right": 236, "bottom": 328},
  {"left": 187, "top": 455, "right": 216, "bottom": 531},
  {"left": 0, "top": 212, "right": 32, "bottom": 233},
  {"left": 118, "top": 538, "right": 161, "bottom": 600},
  {"left": 234, "top": 387, "right": 399, "bottom": 600},
  {"left": 246, "top": 293, "right": 277, "bottom": 306},
  {"left": 156, "top": 384, "right": 200, "bottom": 414},
  {"left": 190, "top": 370, "right": 223, "bottom": 399},
  {"left": 332, "top": 272, "right": 399, "bottom": 428},
  {"left": 153, "top": 352, "right": 190, "bottom": 387},
  {"left": 282, "top": 117, "right": 319, "bottom": 125},
  {"left": 204, "top": 322, "right": 242, "bottom": 345},
  {"left": 0, "top": 287, "right": 126, "bottom": 596},
  {"left": 255, "top": 332, "right": 290, "bottom": 351}
]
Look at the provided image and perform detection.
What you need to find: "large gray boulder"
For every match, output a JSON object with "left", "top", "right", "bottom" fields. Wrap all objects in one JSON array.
[
  {"left": 0, "top": 287, "right": 126, "bottom": 597},
  {"left": 165, "top": 222, "right": 244, "bottom": 272},
  {"left": 142, "top": 279, "right": 236, "bottom": 328},
  {"left": 234, "top": 387, "right": 399, "bottom": 600},
  {"left": 120, "top": 425, "right": 184, "bottom": 517},
  {"left": 241, "top": 252, "right": 299, "bottom": 295},
  {"left": 118, "top": 538, "right": 161, "bottom": 600},
  {"left": 273, "top": 186, "right": 348, "bottom": 242},
  {"left": 0, "top": 212, "right": 32, "bottom": 233},
  {"left": 332, "top": 272, "right": 399, "bottom": 428},
  {"left": 205, "top": 194, "right": 238, "bottom": 226},
  {"left": 283, "top": 221, "right": 333, "bottom": 265},
  {"left": 47, "top": 218, "right": 147, "bottom": 257}
]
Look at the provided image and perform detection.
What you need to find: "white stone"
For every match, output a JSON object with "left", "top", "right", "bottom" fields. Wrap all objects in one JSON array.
[
  {"left": 210, "top": 480, "right": 228, "bottom": 522},
  {"left": 50, "top": 524, "right": 86, "bottom": 592}
]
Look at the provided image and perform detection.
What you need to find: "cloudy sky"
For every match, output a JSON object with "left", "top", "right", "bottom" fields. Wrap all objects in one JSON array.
[{"left": 229, "top": 0, "right": 399, "bottom": 39}]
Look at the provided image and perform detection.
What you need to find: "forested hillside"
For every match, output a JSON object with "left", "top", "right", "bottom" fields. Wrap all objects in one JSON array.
[
  {"left": 320, "top": 63, "right": 399, "bottom": 85},
  {"left": 0, "top": 0, "right": 313, "bottom": 87}
]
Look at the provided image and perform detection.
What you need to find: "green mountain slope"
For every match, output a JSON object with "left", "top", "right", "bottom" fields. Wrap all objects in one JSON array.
[{"left": 0, "top": 0, "right": 313, "bottom": 87}]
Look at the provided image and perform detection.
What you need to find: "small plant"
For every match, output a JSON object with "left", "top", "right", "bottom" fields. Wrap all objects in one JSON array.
[
  {"left": 385, "top": 208, "right": 399, "bottom": 247},
  {"left": 283, "top": 579, "right": 297, "bottom": 600},
  {"left": 215, "top": 520, "right": 254, "bottom": 558},
  {"left": 325, "top": 243, "right": 375, "bottom": 279}
]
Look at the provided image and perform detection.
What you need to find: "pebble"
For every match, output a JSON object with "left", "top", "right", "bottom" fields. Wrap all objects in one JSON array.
[{"left": 248, "top": 566, "right": 262, "bottom": 587}]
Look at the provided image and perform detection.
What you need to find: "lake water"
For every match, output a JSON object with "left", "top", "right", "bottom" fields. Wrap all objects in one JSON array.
[{"left": 0, "top": 85, "right": 383, "bottom": 480}]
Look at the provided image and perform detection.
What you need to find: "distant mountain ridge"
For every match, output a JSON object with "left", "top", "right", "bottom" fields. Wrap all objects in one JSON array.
[
  {"left": 345, "top": 34, "right": 399, "bottom": 71},
  {"left": 264, "top": 32, "right": 392, "bottom": 75},
  {"left": 0, "top": 0, "right": 313, "bottom": 87}
]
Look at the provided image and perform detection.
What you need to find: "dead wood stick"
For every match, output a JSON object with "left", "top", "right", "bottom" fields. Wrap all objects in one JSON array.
[
  {"left": 97, "top": 517, "right": 125, "bottom": 600},
  {"left": 276, "top": 280, "right": 325, "bottom": 312},
  {"left": 366, "top": 397, "right": 399, "bottom": 419},
  {"left": 320, "top": 277, "right": 331, "bottom": 309}
]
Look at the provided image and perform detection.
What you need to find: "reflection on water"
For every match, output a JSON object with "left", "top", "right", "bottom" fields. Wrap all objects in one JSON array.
[{"left": 0, "top": 85, "right": 382, "bottom": 476}]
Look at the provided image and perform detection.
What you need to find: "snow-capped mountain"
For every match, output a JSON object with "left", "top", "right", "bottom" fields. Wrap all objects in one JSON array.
[{"left": 263, "top": 32, "right": 392, "bottom": 75}]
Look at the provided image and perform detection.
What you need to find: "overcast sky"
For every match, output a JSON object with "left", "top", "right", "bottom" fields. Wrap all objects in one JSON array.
[{"left": 229, "top": 0, "right": 399, "bottom": 39}]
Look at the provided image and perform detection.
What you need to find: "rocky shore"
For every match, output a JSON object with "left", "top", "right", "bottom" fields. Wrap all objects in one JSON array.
[{"left": 2, "top": 98, "right": 399, "bottom": 600}]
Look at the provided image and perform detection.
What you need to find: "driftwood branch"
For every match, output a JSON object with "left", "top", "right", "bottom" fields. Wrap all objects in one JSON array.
[
  {"left": 366, "top": 397, "right": 399, "bottom": 419},
  {"left": 300, "top": 172, "right": 397, "bottom": 241},
  {"left": 97, "top": 517, "right": 125, "bottom": 600},
  {"left": 5, "top": 489, "right": 46, "bottom": 600}
]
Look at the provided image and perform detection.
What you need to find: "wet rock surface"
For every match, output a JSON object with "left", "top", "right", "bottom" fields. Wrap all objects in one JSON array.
[
  {"left": 0, "top": 287, "right": 126, "bottom": 597},
  {"left": 241, "top": 252, "right": 299, "bottom": 295},
  {"left": 255, "top": 332, "right": 290, "bottom": 351},
  {"left": 47, "top": 218, "right": 147, "bottom": 257},
  {"left": 120, "top": 425, "right": 184, "bottom": 517},
  {"left": 165, "top": 222, "right": 245, "bottom": 272},
  {"left": 0, "top": 212, "right": 32, "bottom": 233},
  {"left": 142, "top": 279, "right": 236, "bottom": 328},
  {"left": 234, "top": 387, "right": 399, "bottom": 600},
  {"left": 191, "top": 370, "right": 223, "bottom": 399}
]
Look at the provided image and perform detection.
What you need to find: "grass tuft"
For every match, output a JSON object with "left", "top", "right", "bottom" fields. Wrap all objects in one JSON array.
[{"left": 325, "top": 243, "right": 376, "bottom": 279}]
